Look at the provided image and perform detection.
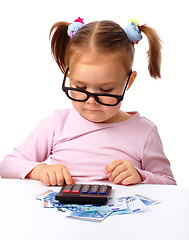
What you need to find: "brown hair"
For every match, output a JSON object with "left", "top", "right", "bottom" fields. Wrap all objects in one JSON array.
[{"left": 50, "top": 20, "right": 162, "bottom": 78}]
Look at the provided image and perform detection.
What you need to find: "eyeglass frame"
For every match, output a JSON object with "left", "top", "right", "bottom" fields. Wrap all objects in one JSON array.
[{"left": 62, "top": 67, "right": 132, "bottom": 106}]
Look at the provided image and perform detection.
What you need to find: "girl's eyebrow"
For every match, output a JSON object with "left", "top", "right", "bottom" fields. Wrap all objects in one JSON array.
[
  {"left": 71, "top": 79, "right": 86, "bottom": 84},
  {"left": 71, "top": 78, "right": 118, "bottom": 86}
]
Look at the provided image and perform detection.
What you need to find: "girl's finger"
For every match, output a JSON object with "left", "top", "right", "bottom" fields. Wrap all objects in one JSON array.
[
  {"left": 121, "top": 176, "right": 134, "bottom": 185},
  {"left": 112, "top": 170, "right": 130, "bottom": 184},
  {"left": 48, "top": 171, "right": 57, "bottom": 186},
  {"left": 105, "top": 159, "right": 126, "bottom": 174},
  {"left": 40, "top": 172, "right": 50, "bottom": 186},
  {"left": 62, "top": 167, "right": 75, "bottom": 185},
  {"left": 109, "top": 163, "right": 128, "bottom": 181},
  {"left": 55, "top": 168, "right": 65, "bottom": 186}
]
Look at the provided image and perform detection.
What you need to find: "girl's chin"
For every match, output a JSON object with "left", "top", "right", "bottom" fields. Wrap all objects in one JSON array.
[{"left": 80, "top": 112, "right": 107, "bottom": 123}]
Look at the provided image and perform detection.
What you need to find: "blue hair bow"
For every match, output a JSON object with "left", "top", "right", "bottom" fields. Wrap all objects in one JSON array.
[{"left": 124, "top": 20, "right": 142, "bottom": 44}]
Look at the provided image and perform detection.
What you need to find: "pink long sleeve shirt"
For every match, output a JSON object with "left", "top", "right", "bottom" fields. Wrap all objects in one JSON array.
[{"left": 0, "top": 108, "right": 176, "bottom": 184}]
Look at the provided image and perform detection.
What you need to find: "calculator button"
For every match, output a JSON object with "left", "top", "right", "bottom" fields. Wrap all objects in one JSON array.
[
  {"left": 90, "top": 185, "right": 100, "bottom": 194},
  {"left": 71, "top": 184, "right": 82, "bottom": 193},
  {"left": 63, "top": 184, "right": 73, "bottom": 193},
  {"left": 99, "top": 185, "right": 108, "bottom": 194},
  {"left": 81, "top": 185, "right": 90, "bottom": 193}
]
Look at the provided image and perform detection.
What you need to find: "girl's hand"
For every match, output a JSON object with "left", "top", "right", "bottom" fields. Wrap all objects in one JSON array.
[
  {"left": 26, "top": 164, "right": 75, "bottom": 186},
  {"left": 105, "top": 159, "right": 142, "bottom": 185}
]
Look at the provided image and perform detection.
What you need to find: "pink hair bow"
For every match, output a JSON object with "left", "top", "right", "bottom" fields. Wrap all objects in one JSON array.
[{"left": 68, "top": 17, "right": 84, "bottom": 38}]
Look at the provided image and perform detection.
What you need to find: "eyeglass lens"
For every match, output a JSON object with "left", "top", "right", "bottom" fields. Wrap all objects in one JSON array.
[{"left": 67, "top": 89, "right": 118, "bottom": 105}]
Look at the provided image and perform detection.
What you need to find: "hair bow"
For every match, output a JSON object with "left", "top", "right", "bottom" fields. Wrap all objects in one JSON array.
[
  {"left": 67, "top": 17, "right": 84, "bottom": 38},
  {"left": 124, "top": 19, "right": 142, "bottom": 44}
]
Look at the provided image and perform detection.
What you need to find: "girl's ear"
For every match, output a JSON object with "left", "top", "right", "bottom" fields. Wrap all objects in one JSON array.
[{"left": 127, "top": 71, "right": 137, "bottom": 90}]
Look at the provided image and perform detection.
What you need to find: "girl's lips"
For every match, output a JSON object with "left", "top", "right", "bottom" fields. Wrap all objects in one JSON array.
[{"left": 86, "top": 109, "right": 101, "bottom": 112}]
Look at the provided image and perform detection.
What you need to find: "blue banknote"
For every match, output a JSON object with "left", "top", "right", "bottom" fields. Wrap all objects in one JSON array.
[{"left": 66, "top": 210, "right": 112, "bottom": 222}]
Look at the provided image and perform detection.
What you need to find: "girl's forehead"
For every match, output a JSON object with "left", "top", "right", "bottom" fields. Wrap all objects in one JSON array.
[
  {"left": 69, "top": 60, "right": 127, "bottom": 87},
  {"left": 69, "top": 52, "right": 128, "bottom": 78}
]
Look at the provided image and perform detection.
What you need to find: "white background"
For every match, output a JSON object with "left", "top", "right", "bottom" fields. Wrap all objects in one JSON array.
[{"left": 0, "top": 0, "right": 188, "bottom": 185}]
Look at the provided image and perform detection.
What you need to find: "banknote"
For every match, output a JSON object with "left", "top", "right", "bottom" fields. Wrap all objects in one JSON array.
[
  {"left": 135, "top": 194, "right": 160, "bottom": 205},
  {"left": 110, "top": 208, "right": 133, "bottom": 215},
  {"left": 66, "top": 210, "right": 113, "bottom": 222},
  {"left": 35, "top": 190, "right": 54, "bottom": 200},
  {"left": 43, "top": 200, "right": 91, "bottom": 210},
  {"left": 123, "top": 196, "right": 147, "bottom": 212},
  {"left": 110, "top": 196, "right": 147, "bottom": 216},
  {"left": 43, "top": 195, "right": 128, "bottom": 212}
]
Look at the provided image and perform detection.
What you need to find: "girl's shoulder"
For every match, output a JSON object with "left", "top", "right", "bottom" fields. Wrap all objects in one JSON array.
[
  {"left": 38, "top": 108, "right": 73, "bottom": 130},
  {"left": 122, "top": 111, "right": 156, "bottom": 129},
  {"left": 121, "top": 111, "right": 157, "bottom": 138},
  {"left": 52, "top": 108, "right": 75, "bottom": 124},
  {"left": 53, "top": 108, "right": 71, "bottom": 117}
]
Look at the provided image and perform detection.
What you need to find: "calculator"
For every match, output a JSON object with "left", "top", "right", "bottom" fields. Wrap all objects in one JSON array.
[{"left": 55, "top": 184, "right": 112, "bottom": 205}]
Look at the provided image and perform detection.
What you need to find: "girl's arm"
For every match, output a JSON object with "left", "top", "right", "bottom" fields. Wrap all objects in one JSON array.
[
  {"left": 105, "top": 126, "right": 176, "bottom": 185},
  {"left": 0, "top": 112, "right": 56, "bottom": 179},
  {"left": 136, "top": 126, "right": 176, "bottom": 185}
]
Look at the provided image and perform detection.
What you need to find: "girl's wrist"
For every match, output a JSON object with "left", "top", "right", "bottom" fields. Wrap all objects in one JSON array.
[{"left": 26, "top": 163, "right": 48, "bottom": 180}]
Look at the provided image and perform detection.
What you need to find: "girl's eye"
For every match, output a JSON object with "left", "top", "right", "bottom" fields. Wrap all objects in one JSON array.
[
  {"left": 76, "top": 86, "right": 86, "bottom": 90},
  {"left": 100, "top": 88, "right": 113, "bottom": 93}
]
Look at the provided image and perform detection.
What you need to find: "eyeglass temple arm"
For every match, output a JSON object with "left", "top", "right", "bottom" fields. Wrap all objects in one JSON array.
[
  {"left": 122, "top": 69, "right": 132, "bottom": 96},
  {"left": 62, "top": 67, "right": 69, "bottom": 88}
]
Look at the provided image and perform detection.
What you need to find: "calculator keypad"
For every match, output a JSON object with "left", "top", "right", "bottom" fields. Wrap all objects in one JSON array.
[
  {"left": 62, "top": 184, "right": 109, "bottom": 195},
  {"left": 56, "top": 184, "right": 112, "bottom": 205}
]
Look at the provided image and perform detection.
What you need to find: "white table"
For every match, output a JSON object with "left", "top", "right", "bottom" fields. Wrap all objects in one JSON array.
[{"left": 0, "top": 178, "right": 189, "bottom": 240}]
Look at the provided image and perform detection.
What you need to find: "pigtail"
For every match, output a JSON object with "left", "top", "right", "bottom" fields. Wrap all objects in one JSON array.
[
  {"left": 49, "top": 21, "right": 70, "bottom": 73},
  {"left": 139, "top": 25, "right": 162, "bottom": 79}
]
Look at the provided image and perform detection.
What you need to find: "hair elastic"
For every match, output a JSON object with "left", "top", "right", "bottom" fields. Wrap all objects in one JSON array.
[
  {"left": 124, "top": 19, "right": 142, "bottom": 44},
  {"left": 67, "top": 17, "right": 84, "bottom": 38}
]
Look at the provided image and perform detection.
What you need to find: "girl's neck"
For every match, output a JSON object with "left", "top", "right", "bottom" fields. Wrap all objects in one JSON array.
[{"left": 102, "top": 110, "right": 132, "bottom": 124}]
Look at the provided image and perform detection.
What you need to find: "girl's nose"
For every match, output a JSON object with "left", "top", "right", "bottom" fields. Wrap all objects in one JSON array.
[{"left": 86, "top": 96, "right": 97, "bottom": 105}]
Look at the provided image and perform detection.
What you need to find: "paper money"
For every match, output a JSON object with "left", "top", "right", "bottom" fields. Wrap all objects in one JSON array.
[
  {"left": 35, "top": 190, "right": 160, "bottom": 222},
  {"left": 110, "top": 196, "right": 147, "bottom": 216},
  {"left": 110, "top": 208, "right": 133, "bottom": 215},
  {"left": 43, "top": 194, "right": 128, "bottom": 213},
  {"left": 117, "top": 196, "right": 147, "bottom": 213},
  {"left": 66, "top": 210, "right": 112, "bottom": 222},
  {"left": 135, "top": 194, "right": 160, "bottom": 205},
  {"left": 35, "top": 189, "right": 54, "bottom": 200}
]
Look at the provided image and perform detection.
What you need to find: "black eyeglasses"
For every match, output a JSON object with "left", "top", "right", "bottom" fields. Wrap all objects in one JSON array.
[{"left": 62, "top": 67, "right": 132, "bottom": 106}]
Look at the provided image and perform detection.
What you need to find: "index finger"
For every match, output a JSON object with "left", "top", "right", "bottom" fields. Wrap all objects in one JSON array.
[{"left": 62, "top": 167, "right": 75, "bottom": 185}]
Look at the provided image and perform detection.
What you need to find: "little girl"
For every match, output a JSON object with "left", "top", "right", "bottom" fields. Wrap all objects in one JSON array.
[{"left": 0, "top": 18, "right": 176, "bottom": 186}]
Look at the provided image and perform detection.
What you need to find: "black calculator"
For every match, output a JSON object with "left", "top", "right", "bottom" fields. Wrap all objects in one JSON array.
[{"left": 55, "top": 184, "right": 112, "bottom": 205}]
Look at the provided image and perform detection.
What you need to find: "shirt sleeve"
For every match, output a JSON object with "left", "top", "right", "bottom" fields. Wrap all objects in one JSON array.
[
  {"left": 0, "top": 112, "right": 57, "bottom": 179},
  {"left": 136, "top": 126, "right": 176, "bottom": 185}
]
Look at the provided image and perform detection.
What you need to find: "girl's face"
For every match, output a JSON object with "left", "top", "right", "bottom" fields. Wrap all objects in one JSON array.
[{"left": 68, "top": 55, "right": 130, "bottom": 123}]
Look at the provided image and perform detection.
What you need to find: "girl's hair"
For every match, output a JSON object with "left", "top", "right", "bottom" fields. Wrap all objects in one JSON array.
[{"left": 50, "top": 20, "right": 161, "bottom": 78}]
